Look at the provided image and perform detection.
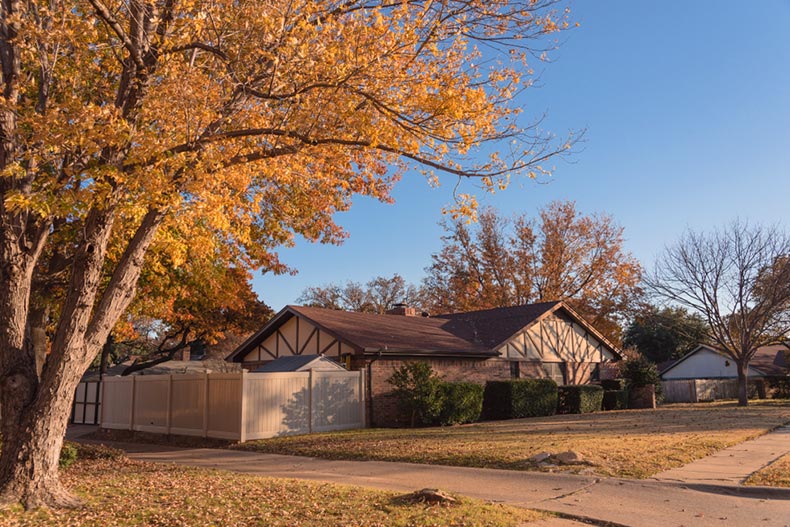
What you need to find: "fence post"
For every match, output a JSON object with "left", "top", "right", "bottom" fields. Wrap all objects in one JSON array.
[
  {"left": 129, "top": 375, "right": 136, "bottom": 431},
  {"left": 358, "top": 371, "right": 365, "bottom": 428},
  {"left": 308, "top": 370, "right": 313, "bottom": 434},
  {"left": 239, "top": 371, "right": 247, "bottom": 443},
  {"left": 202, "top": 372, "right": 209, "bottom": 438},
  {"left": 166, "top": 374, "right": 173, "bottom": 435},
  {"left": 99, "top": 380, "right": 106, "bottom": 427}
]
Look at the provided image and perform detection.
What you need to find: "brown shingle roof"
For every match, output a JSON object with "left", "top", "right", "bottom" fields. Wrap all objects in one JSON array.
[
  {"left": 433, "top": 302, "right": 560, "bottom": 348},
  {"left": 750, "top": 345, "right": 789, "bottom": 376},
  {"left": 289, "top": 305, "right": 492, "bottom": 355},
  {"left": 227, "top": 301, "right": 620, "bottom": 362}
]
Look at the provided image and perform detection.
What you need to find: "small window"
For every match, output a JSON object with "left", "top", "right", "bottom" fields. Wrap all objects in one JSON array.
[
  {"left": 542, "top": 362, "right": 566, "bottom": 385},
  {"left": 510, "top": 361, "right": 520, "bottom": 379}
]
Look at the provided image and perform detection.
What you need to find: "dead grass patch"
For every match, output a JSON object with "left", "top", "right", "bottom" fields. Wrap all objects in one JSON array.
[
  {"left": 0, "top": 459, "right": 544, "bottom": 526},
  {"left": 237, "top": 401, "right": 790, "bottom": 479},
  {"left": 744, "top": 454, "right": 790, "bottom": 488}
]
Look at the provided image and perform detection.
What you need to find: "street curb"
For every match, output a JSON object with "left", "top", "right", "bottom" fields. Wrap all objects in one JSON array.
[
  {"left": 667, "top": 482, "right": 790, "bottom": 500},
  {"left": 536, "top": 510, "right": 631, "bottom": 527}
]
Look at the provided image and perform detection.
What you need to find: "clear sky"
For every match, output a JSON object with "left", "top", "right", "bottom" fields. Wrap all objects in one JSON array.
[{"left": 253, "top": 1, "right": 790, "bottom": 310}]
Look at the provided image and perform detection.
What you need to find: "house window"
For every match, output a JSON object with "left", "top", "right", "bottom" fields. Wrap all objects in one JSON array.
[
  {"left": 542, "top": 362, "right": 565, "bottom": 385},
  {"left": 510, "top": 361, "right": 520, "bottom": 379}
]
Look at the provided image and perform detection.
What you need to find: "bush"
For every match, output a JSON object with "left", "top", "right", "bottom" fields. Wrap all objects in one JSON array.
[
  {"left": 59, "top": 442, "right": 78, "bottom": 469},
  {"left": 387, "top": 362, "right": 444, "bottom": 427},
  {"left": 621, "top": 357, "right": 660, "bottom": 388},
  {"left": 766, "top": 377, "right": 790, "bottom": 399},
  {"left": 482, "top": 379, "right": 558, "bottom": 420},
  {"left": 602, "top": 389, "right": 628, "bottom": 411},
  {"left": 621, "top": 356, "right": 662, "bottom": 400},
  {"left": 557, "top": 385, "right": 604, "bottom": 414},
  {"left": 437, "top": 382, "right": 484, "bottom": 425},
  {"left": 600, "top": 378, "right": 624, "bottom": 391}
]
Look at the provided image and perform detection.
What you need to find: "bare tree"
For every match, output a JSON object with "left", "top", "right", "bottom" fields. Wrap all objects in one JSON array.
[
  {"left": 648, "top": 221, "right": 790, "bottom": 405},
  {"left": 299, "top": 274, "right": 425, "bottom": 314}
]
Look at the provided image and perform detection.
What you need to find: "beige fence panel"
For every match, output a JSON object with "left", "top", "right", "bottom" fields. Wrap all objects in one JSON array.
[
  {"left": 243, "top": 372, "right": 310, "bottom": 440},
  {"left": 170, "top": 374, "right": 207, "bottom": 437},
  {"left": 206, "top": 373, "right": 243, "bottom": 440},
  {"left": 133, "top": 376, "right": 171, "bottom": 434},
  {"left": 311, "top": 371, "right": 364, "bottom": 433},
  {"left": 100, "top": 377, "right": 134, "bottom": 429},
  {"left": 100, "top": 370, "right": 364, "bottom": 442}
]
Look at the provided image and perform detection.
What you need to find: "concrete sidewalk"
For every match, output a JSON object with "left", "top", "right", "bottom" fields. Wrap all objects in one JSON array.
[
  {"left": 108, "top": 441, "right": 790, "bottom": 527},
  {"left": 653, "top": 425, "right": 790, "bottom": 485}
]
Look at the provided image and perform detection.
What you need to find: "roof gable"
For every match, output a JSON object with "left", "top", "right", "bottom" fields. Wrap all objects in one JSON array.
[{"left": 660, "top": 344, "right": 789, "bottom": 377}]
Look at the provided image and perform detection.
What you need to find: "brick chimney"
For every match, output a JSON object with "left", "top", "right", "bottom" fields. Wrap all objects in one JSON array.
[
  {"left": 177, "top": 347, "right": 191, "bottom": 361},
  {"left": 386, "top": 303, "right": 418, "bottom": 316}
]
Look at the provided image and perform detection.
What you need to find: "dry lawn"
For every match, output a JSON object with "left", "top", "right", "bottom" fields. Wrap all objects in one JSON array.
[
  {"left": 744, "top": 454, "right": 790, "bottom": 488},
  {"left": 237, "top": 401, "right": 790, "bottom": 479},
  {"left": 0, "top": 458, "right": 544, "bottom": 527}
]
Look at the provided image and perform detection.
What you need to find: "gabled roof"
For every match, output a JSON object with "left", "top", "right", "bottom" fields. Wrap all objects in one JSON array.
[
  {"left": 227, "top": 301, "right": 621, "bottom": 362},
  {"left": 254, "top": 354, "right": 345, "bottom": 372},
  {"left": 660, "top": 344, "right": 789, "bottom": 377}
]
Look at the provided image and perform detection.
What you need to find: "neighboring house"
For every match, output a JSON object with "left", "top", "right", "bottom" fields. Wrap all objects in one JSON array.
[
  {"left": 226, "top": 301, "right": 621, "bottom": 426},
  {"left": 660, "top": 344, "right": 789, "bottom": 380},
  {"left": 254, "top": 354, "right": 346, "bottom": 373}
]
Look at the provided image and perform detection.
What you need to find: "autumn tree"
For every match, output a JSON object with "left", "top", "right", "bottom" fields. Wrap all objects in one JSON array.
[
  {"left": 299, "top": 274, "right": 425, "bottom": 314},
  {"left": 423, "top": 202, "right": 642, "bottom": 341},
  {"left": 648, "top": 222, "right": 790, "bottom": 406},
  {"left": 0, "top": 0, "right": 576, "bottom": 508},
  {"left": 622, "top": 305, "right": 709, "bottom": 364},
  {"left": 117, "top": 257, "right": 273, "bottom": 375}
]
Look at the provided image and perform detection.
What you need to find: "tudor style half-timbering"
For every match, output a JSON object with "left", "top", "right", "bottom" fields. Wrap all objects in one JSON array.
[
  {"left": 237, "top": 312, "right": 358, "bottom": 369},
  {"left": 227, "top": 301, "right": 621, "bottom": 426}
]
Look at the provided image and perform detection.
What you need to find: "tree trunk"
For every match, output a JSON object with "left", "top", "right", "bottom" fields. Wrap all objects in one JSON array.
[
  {"left": 736, "top": 360, "right": 749, "bottom": 407},
  {"left": 0, "top": 365, "right": 82, "bottom": 509}
]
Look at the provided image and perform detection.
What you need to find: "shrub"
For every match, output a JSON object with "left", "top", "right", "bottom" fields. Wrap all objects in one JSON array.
[
  {"left": 600, "top": 378, "right": 624, "bottom": 391},
  {"left": 557, "top": 385, "right": 604, "bottom": 414},
  {"left": 437, "top": 382, "right": 484, "bottom": 425},
  {"left": 602, "top": 389, "right": 628, "bottom": 410},
  {"left": 387, "top": 361, "right": 444, "bottom": 427},
  {"left": 59, "top": 442, "right": 78, "bottom": 469},
  {"left": 766, "top": 377, "right": 790, "bottom": 399},
  {"left": 482, "top": 379, "right": 558, "bottom": 420},
  {"left": 621, "top": 356, "right": 662, "bottom": 400},
  {"left": 621, "top": 356, "right": 660, "bottom": 388}
]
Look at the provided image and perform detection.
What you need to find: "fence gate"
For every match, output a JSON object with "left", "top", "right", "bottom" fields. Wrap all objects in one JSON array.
[{"left": 71, "top": 380, "right": 101, "bottom": 425}]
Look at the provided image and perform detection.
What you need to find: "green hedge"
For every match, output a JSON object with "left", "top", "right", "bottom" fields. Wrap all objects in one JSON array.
[
  {"left": 600, "top": 379, "right": 624, "bottom": 391},
  {"left": 437, "top": 382, "right": 484, "bottom": 425},
  {"left": 557, "top": 385, "right": 604, "bottom": 414},
  {"left": 766, "top": 377, "right": 790, "bottom": 399},
  {"left": 602, "top": 389, "right": 628, "bottom": 411},
  {"left": 482, "top": 379, "right": 558, "bottom": 420}
]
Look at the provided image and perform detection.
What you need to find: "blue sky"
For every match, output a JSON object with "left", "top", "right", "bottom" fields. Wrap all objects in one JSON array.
[{"left": 253, "top": 1, "right": 790, "bottom": 310}]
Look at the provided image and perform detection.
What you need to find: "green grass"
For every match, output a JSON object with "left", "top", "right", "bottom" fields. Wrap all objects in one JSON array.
[
  {"left": 0, "top": 458, "right": 546, "bottom": 526},
  {"left": 235, "top": 401, "right": 790, "bottom": 479}
]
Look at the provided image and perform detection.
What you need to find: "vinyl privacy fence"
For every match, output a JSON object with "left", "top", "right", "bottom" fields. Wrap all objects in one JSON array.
[{"left": 101, "top": 371, "right": 365, "bottom": 441}]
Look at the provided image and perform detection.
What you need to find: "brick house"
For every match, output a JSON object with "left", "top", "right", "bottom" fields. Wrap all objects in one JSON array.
[{"left": 226, "top": 301, "right": 621, "bottom": 426}]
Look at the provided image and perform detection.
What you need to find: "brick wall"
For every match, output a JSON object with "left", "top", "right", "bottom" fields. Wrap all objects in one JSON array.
[{"left": 356, "top": 357, "right": 554, "bottom": 427}]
